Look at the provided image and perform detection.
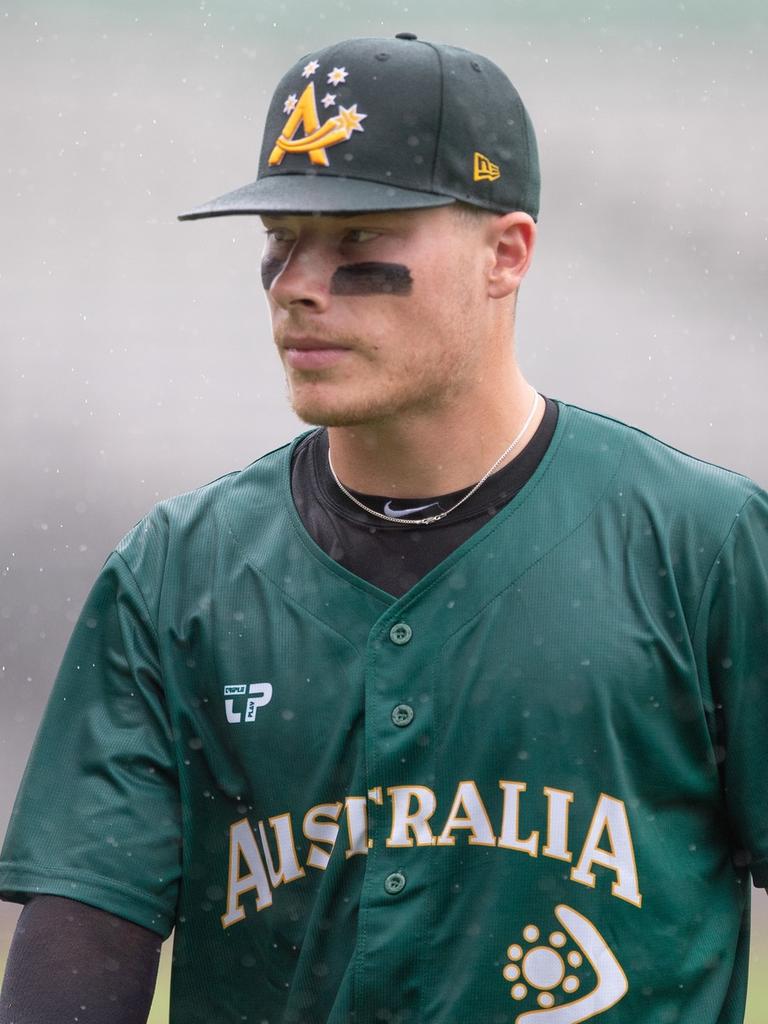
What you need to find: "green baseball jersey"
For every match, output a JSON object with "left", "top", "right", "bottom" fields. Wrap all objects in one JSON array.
[{"left": 2, "top": 400, "right": 767, "bottom": 1024}]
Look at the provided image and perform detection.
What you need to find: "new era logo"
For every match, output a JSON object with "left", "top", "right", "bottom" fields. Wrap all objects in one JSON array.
[{"left": 473, "top": 151, "right": 500, "bottom": 182}]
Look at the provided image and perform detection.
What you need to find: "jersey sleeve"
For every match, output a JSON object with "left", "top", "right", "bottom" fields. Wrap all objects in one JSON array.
[
  {"left": 693, "top": 487, "right": 768, "bottom": 888},
  {"left": 0, "top": 546, "right": 181, "bottom": 937}
]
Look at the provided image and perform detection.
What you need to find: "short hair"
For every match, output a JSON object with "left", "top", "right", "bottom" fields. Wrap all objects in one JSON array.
[{"left": 452, "top": 201, "right": 498, "bottom": 222}]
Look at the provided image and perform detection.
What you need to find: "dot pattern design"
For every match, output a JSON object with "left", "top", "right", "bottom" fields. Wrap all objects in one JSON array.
[{"left": 503, "top": 918, "right": 584, "bottom": 1009}]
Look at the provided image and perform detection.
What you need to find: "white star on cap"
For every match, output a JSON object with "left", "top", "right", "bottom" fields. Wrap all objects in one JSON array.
[
  {"left": 301, "top": 59, "right": 320, "bottom": 78},
  {"left": 321, "top": 92, "right": 336, "bottom": 109},
  {"left": 283, "top": 93, "right": 298, "bottom": 114},
  {"left": 327, "top": 66, "right": 349, "bottom": 86},
  {"left": 334, "top": 104, "right": 367, "bottom": 138}
]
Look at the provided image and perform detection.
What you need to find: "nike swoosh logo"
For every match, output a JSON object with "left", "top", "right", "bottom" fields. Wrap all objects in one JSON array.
[{"left": 383, "top": 500, "right": 441, "bottom": 518}]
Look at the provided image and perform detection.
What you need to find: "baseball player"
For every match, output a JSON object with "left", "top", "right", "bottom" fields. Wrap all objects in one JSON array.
[{"left": 1, "top": 33, "right": 767, "bottom": 1024}]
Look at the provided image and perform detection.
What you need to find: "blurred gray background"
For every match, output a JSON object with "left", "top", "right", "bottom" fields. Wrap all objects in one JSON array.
[{"left": 2, "top": 0, "right": 767, "bottom": 1011}]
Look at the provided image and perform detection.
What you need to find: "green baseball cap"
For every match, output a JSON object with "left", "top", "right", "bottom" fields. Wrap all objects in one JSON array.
[{"left": 178, "top": 34, "right": 540, "bottom": 221}]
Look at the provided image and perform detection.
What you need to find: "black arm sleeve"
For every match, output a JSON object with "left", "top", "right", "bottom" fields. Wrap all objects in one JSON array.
[{"left": 0, "top": 895, "right": 162, "bottom": 1024}]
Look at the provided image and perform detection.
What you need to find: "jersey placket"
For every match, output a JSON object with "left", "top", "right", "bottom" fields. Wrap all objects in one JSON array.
[{"left": 354, "top": 604, "right": 438, "bottom": 1021}]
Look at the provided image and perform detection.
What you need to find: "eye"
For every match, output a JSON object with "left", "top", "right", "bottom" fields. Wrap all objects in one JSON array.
[
  {"left": 263, "top": 227, "right": 295, "bottom": 245},
  {"left": 344, "top": 228, "right": 381, "bottom": 244}
]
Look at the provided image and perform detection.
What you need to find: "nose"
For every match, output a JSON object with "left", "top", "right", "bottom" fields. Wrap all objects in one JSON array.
[{"left": 265, "top": 237, "right": 333, "bottom": 312}]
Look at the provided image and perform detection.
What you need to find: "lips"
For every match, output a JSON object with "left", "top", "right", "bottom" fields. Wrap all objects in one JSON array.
[
  {"left": 281, "top": 336, "right": 349, "bottom": 352},
  {"left": 281, "top": 337, "right": 351, "bottom": 370}
]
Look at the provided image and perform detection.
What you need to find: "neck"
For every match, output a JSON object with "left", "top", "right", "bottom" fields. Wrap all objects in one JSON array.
[{"left": 326, "top": 369, "right": 543, "bottom": 498}]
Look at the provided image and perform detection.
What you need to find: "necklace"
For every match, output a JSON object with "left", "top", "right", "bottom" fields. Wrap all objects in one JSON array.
[{"left": 326, "top": 388, "right": 541, "bottom": 526}]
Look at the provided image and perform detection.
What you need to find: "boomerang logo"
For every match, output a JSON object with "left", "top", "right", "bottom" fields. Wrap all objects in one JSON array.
[
  {"left": 503, "top": 904, "right": 627, "bottom": 1022},
  {"left": 224, "top": 683, "right": 273, "bottom": 724}
]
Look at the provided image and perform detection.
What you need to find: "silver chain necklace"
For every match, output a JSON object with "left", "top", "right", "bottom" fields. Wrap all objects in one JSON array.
[{"left": 326, "top": 388, "right": 541, "bottom": 526}]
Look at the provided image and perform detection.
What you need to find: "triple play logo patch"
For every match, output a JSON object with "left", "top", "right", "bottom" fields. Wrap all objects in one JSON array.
[{"left": 269, "top": 59, "right": 367, "bottom": 167}]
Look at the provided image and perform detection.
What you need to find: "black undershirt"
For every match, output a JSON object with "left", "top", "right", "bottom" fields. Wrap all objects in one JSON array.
[
  {"left": 291, "top": 396, "right": 559, "bottom": 596},
  {"left": 0, "top": 397, "right": 558, "bottom": 1022},
  {"left": 0, "top": 895, "right": 160, "bottom": 1024}
]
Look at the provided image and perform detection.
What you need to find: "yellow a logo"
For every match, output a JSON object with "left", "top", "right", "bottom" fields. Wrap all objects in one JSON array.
[
  {"left": 269, "top": 83, "right": 366, "bottom": 167},
  {"left": 473, "top": 151, "right": 501, "bottom": 182}
]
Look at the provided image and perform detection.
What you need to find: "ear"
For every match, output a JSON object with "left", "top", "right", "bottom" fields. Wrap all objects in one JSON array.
[{"left": 486, "top": 212, "right": 536, "bottom": 300}]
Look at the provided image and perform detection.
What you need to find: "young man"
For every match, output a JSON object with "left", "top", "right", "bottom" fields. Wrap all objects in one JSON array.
[{"left": 1, "top": 34, "right": 767, "bottom": 1024}]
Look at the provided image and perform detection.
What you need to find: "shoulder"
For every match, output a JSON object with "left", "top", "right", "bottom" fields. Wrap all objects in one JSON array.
[
  {"left": 552, "top": 402, "right": 768, "bottom": 618},
  {"left": 556, "top": 399, "right": 763, "bottom": 521},
  {"left": 112, "top": 434, "right": 310, "bottom": 606}
]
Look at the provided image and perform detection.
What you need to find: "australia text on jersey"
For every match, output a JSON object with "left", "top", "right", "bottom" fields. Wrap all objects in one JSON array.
[{"left": 222, "top": 779, "right": 642, "bottom": 929}]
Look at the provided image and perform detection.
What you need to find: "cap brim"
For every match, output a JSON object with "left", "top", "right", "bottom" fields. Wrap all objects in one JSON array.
[{"left": 177, "top": 174, "right": 456, "bottom": 220}]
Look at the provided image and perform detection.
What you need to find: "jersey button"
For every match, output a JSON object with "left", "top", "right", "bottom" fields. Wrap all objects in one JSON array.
[
  {"left": 384, "top": 871, "right": 407, "bottom": 895},
  {"left": 391, "top": 703, "right": 414, "bottom": 728},
  {"left": 389, "top": 622, "right": 412, "bottom": 645}
]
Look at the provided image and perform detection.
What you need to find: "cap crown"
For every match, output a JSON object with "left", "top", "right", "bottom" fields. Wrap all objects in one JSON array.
[{"left": 259, "top": 36, "right": 539, "bottom": 218}]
